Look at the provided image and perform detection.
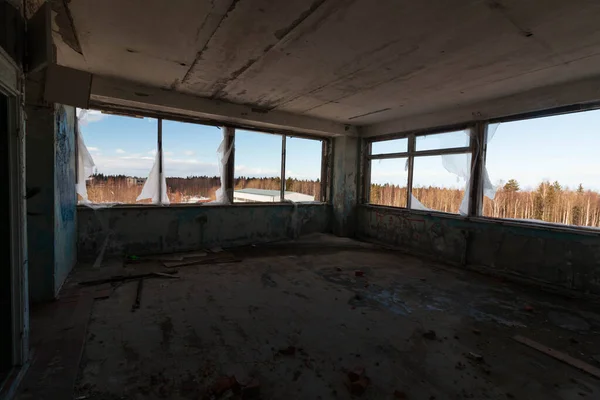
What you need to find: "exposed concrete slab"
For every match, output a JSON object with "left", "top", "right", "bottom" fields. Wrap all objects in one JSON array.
[
  {"left": 363, "top": 75, "right": 600, "bottom": 137},
  {"left": 332, "top": 136, "right": 358, "bottom": 236},
  {"left": 52, "top": 0, "right": 600, "bottom": 127},
  {"left": 18, "top": 235, "right": 600, "bottom": 399},
  {"left": 90, "top": 76, "right": 356, "bottom": 137}
]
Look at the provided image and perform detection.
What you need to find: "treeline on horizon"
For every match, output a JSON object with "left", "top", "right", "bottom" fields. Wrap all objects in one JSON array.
[
  {"left": 370, "top": 178, "right": 600, "bottom": 227},
  {"left": 86, "top": 174, "right": 320, "bottom": 204},
  {"left": 86, "top": 174, "right": 600, "bottom": 227}
]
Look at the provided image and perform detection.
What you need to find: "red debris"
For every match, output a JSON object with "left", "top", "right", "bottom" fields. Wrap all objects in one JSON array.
[
  {"left": 349, "top": 377, "right": 370, "bottom": 395},
  {"left": 278, "top": 346, "right": 296, "bottom": 356},
  {"left": 347, "top": 366, "right": 365, "bottom": 382},
  {"left": 210, "top": 376, "right": 237, "bottom": 396},
  {"left": 355, "top": 270, "right": 365, "bottom": 277},
  {"left": 524, "top": 305, "right": 534, "bottom": 312},
  {"left": 240, "top": 378, "right": 260, "bottom": 399}
]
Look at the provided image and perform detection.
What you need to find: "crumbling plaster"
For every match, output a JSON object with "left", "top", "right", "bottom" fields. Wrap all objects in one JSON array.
[{"left": 358, "top": 205, "right": 600, "bottom": 296}]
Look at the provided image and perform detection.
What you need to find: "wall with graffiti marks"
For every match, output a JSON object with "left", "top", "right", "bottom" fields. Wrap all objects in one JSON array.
[
  {"left": 54, "top": 105, "right": 77, "bottom": 292},
  {"left": 358, "top": 205, "right": 600, "bottom": 295}
]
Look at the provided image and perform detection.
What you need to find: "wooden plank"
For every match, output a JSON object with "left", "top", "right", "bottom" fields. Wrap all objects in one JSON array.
[
  {"left": 78, "top": 270, "right": 178, "bottom": 286},
  {"left": 163, "top": 256, "right": 240, "bottom": 268},
  {"left": 513, "top": 335, "right": 600, "bottom": 379}
]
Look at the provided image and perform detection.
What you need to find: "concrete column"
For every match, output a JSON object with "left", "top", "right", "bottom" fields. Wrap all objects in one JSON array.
[
  {"left": 26, "top": 71, "right": 77, "bottom": 303},
  {"left": 331, "top": 136, "right": 359, "bottom": 237}
]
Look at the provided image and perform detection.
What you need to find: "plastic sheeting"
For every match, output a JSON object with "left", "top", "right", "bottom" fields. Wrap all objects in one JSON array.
[
  {"left": 76, "top": 110, "right": 96, "bottom": 204},
  {"left": 213, "top": 129, "right": 233, "bottom": 204},
  {"left": 136, "top": 151, "right": 169, "bottom": 205},
  {"left": 410, "top": 127, "right": 498, "bottom": 216}
]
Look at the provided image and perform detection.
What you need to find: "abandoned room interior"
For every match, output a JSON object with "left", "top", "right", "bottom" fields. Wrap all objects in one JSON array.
[{"left": 2, "top": 0, "right": 600, "bottom": 399}]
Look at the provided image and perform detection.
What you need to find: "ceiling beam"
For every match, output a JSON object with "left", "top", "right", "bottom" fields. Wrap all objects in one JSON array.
[
  {"left": 90, "top": 75, "right": 357, "bottom": 137},
  {"left": 363, "top": 75, "right": 600, "bottom": 137}
]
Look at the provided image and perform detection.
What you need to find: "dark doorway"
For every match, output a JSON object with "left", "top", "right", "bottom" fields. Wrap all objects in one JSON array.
[{"left": 0, "top": 92, "right": 12, "bottom": 383}]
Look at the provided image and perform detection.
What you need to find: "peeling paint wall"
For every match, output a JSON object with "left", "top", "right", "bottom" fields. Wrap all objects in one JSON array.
[
  {"left": 77, "top": 204, "right": 331, "bottom": 260},
  {"left": 358, "top": 205, "right": 600, "bottom": 295},
  {"left": 54, "top": 105, "right": 77, "bottom": 293},
  {"left": 26, "top": 75, "right": 77, "bottom": 302},
  {"left": 26, "top": 83, "right": 56, "bottom": 303},
  {"left": 332, "top": 136, "right": 358, "bottom": 236}
]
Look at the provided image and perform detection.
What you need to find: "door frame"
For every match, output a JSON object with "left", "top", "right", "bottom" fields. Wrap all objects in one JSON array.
[{"left": 0, "top": 44, "right": 28, "bottom": 372}]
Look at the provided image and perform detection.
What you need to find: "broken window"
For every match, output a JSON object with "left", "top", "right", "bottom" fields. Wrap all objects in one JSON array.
[
  {"left": 162, "top": 120, "right": 222, "bottom": 204},
  {"left": 367, "top": 129, "right": 472, "bottom": 214},
  {"left": 284, "top": 136, "right": 323, "bottom": 202},
  {"left": 412, "top": 154, "right": 471, "bottom": 213},
  {"left": 233, "top": 130, "right": 282, "bottom": 203},
  {"left": 369, "top": 158, "right": 408, "bottom": 208},
  {"left": 372, "top": 137, "right": 408, "bottom": 155},
  {"left": 482, "top": 109, "right": 600, "bottom": 228},
  {"left": 77, "top": 110, "right": 329, "bottom": 207},
  {"left": 78, "top": 112, "right": 157, "bottom": 204}
]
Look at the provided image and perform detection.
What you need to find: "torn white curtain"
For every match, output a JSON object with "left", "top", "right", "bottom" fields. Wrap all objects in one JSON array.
[
  {"left": 459, "top": 124, "right": 500, "bottom": 214},
  {"left": 76, "top": 114, "right": 96, "bottom": 203},
  {"left": 213, "top": 129, "right": 233, "bottom": 204},
  {"left": 137, "top": 151, "right": 169, "bottom": 205}
]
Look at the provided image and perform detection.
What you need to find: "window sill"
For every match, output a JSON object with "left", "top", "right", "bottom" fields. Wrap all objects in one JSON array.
[
  {"left": 77, "top": 201, "right": 330, "bottom": 210},
  {"left": 362, "top": 204, "right": 600, "bottom": 236},
  {"left": 363, "top": 203, "right": 466, "bottom": 220}
]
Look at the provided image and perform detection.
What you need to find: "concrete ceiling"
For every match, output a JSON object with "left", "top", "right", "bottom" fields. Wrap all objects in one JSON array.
[{"left": 51, "top": 0, "right": 600, "bottom": 129}]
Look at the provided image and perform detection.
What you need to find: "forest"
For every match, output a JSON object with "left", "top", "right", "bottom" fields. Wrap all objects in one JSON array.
[
  {"left": 85, "top": 174, "right": 600, "bottom": 227},
  {"left": 85, "top": 174, "right": 320, "bottom": 204},
  {"left": 370, "top": 178, "right": 600, "bottom": 227}
]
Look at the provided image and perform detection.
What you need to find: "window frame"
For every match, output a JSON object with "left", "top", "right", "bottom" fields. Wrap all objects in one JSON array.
[
  {"left": 77, "top": 108, "right": 331, "bottom": 206},
  {"left": 364, "top": 104, "right": 600, "bottom": 234},
  {"left": 364, "top": 125, "right": 476, "bottom": 214}
]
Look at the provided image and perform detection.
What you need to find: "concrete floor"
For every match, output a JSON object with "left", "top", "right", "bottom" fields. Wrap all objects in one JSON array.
[{"left": 23, "top": 235, "right": 600, "bottom": 399}]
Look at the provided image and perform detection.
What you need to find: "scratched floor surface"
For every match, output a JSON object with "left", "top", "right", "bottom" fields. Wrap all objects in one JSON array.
[{"left": 24, "top": 235, "right": 600, "bottom": 399}]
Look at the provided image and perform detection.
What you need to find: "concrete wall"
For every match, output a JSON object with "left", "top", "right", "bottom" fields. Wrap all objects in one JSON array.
[
  {"left": 26, "top": 75, "right": 78, "bottom": 302},
  {"left": 26, "top": 101, "right": 56, "bottom": 302},
  {"left": 77, "top": 204, "right": 331, "bottom": 260},
  {"left": 358, "top": 205, "right": 600, "bottom": 295},
  {"left": 54, "top": 105, "right": 77, "bottom": 292},
  {"left": 331, "top": 136, "right": 358, "bottom": 237}
]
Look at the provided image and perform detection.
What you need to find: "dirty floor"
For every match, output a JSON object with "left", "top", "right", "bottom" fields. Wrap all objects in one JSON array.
[{"left": 18, "top": 235, "right": 600, "bottom": 399}]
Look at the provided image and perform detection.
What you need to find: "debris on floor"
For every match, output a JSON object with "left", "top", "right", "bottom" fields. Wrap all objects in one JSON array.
[
  {"left": 278, "top": 345, "right": 296, "bottom": 356},
  {"left": 394, "top": 389, "right": 407, "bottom": 398},
  {"left": 355, "top": 270, "right": 365, "bottom": 277},
  {"left": 208, "top": 375, "right": 238, "bottom": 397},
  {"left": 514, "top": 335, "right": 600, "bottom": 379},
  {"left": 131, "top": 279, "right": 144, "bottom": 312},
  {"left": 465, "top": 352, "right": 484, "bottom": 362},
  {"left": 346, "top": 366, "right": 369, "bottom": 395},
  {"left": 162, "top": 251, "right": 239, "bottom": 268},
  {"left": 240, "top": 378, "right": 260, "bottom": 399},
  {"left": 423, "top": 330, "right": 437, "bottom": 340},
  {"left": 78, "top": 270, "right": 178, "bottom": 286}
]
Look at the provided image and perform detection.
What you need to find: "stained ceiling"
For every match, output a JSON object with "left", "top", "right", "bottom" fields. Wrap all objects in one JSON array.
[{"left": 51, "top": 0, "right": 600, "bottom": 128}]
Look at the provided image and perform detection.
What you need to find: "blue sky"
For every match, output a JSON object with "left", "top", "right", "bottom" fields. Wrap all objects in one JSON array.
[
  {"left": 371, "top": 109, "right": 600, "bottom": 192},
  {"left": 79, "top": 108, "right": 600, "bottom": 191},
  {"left": 78, "top": 111, "right": 322, "bottom": 181}
]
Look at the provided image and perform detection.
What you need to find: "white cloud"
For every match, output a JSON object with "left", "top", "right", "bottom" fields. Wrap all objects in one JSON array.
[
  {"left": 77, "top": 109, "right": 107, "bottom": 125},
  {"left": 164, "top": 151, "right": 174, "bottom": 156},
  {"left": 87, "top": 147, "right": 100, "bottom": 152},
  {"left": 115, "top": 148, "right": 126, "bottom": 154},
  {"left": 147, "top": 149, "right": 157, "bottom": 156},
  {"left": 184, "top": 150, "right": 195, "bottom": 156},
  {"left": 235, "top": 165, "right": 279, "bottom": 177}
]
